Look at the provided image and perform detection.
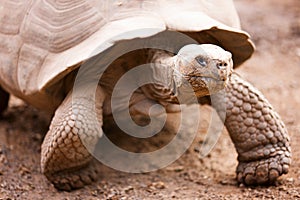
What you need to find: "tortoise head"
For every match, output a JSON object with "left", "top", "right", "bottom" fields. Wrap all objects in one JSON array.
[{"left": 175, "top": 44, "right": 233, "bottom": 97}]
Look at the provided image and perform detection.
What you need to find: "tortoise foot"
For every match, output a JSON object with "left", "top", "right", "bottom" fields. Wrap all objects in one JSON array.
[
  {"left": 46, "top": 159, "right": 100, "bottom": 191},
  {"left": 237, "top": 153, "right": 291, "bottom": 185},
  {"left": 41, "top": 86, "right": 105, "bottom": 190},
  {"left": 216, "top": 73, "right": 292, "bottom": 185}
]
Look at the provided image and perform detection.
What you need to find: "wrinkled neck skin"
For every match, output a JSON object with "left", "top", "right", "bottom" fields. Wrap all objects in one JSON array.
[{"left": 140, "top": 51, "right": 199, "bottom": 106}]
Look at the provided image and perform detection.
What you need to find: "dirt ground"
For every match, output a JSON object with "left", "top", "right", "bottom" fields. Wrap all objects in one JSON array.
[{"left": 0, "top": 0, "right": 300, "bottom": 199}]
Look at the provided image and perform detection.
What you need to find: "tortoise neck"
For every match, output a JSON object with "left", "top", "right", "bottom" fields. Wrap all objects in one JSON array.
[
  {"left": 143, "top": 52, "right": 200, "bottom": 105},
  {"left": 140, "top": 51, "right": 180, "bottom": 105}
]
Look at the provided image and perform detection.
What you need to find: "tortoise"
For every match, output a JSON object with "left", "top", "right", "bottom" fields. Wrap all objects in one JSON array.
[{"left": 0, "top": 0, "right": 291, "bottom": 191}]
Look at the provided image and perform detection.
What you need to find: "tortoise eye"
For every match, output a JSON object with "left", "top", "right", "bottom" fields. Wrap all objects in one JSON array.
[{"left": 195, "top": 57, "right": 207, "bottom": 67}]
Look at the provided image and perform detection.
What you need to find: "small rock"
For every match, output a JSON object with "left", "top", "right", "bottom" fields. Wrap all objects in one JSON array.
[
  {"left": 220, "top": 180, "right": 228, "bottom": 185},
  {"left": 279, "top": 185, "right": 287, "bottom": 191},
  {"left": 19, "top": 165, "right": 31, "bottom": 176},
  {"left": 286, "top": 177, "right": 294, "bottom": 183},
  {"left": 166, "top": 165, "right": 184, "bottom": 172},
  {"left": 32, "top": 133, "right": 42, "bottom": 141},
  {"left": 239, "top": 183, "right": 245, "bottom": 188},
  {"left": 151, "top": 181, "right": 165, "bottom": 189},
  {"left": 171, "top": 192, "right": 177, "bottom": 198},
  {"left": 123, "top": 186, "right": 134, "bottom": 193}
]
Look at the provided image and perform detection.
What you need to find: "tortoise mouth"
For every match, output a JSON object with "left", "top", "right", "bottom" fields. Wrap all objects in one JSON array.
[
  {"left": 202, "top": 76, "right": 227, "bottom": 83},
  {"left": 195, "top": 75, "right": 225, "bottom": 81},
  {"left": 180, "top": 74, "right": 227, "bottom": 97},
  {"left": 191, "top": 76, "right": 227, "bottom": 94},
  {"left": 188, "top": 75, "right": 226, "bottom": 84}
]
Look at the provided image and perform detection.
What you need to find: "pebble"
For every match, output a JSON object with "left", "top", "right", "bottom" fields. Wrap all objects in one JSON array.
[
  {"left": 19, "top": 165, "right": 31, "bottom": 176},
  {"left": 0, "top": 153, "right": 7, "bottom": 164},
  {"left": 220, "top": 180, "right": 229, "bottom": 185},
  {"left": 286, "top": 177, "right": 294, "bottom": 183},
  {"left": 166, "top": 165, "right": 184, "bottom": 172},
  {"left": 151, "top": 181, "right": 166, "bottom": 189},
  {"left": 123, "top": 186, "right": 134, "bottom": 193}
]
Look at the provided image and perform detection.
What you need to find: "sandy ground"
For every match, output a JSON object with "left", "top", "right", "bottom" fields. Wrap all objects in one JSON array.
[{"left": 0, "top": 0, "right": 300, "bottom": 199}]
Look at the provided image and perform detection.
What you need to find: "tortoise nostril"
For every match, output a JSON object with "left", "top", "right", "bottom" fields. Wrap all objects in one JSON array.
[{"left": 217, "top": 62, "right": 228, "bottom": 69}]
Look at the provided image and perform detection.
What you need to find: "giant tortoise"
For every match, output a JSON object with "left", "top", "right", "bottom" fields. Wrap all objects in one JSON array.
[{"left": 0, "top": 0, "right": 291, "bottom": 190}]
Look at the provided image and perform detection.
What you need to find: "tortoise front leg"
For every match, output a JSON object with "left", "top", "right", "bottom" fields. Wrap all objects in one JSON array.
[
  {"left": 41, "top": 86, "right": 105, "bottom": 190},
  {"left": 215, "top": 73, "right": 291, "bottom": 185},
  {"left": 0, "top": 85, "right": 9, "bottom": 115}
]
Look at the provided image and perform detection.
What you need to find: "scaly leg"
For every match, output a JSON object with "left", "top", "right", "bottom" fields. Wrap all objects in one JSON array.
[
  {"left": 0, "top": 85, "right": 9, "bottom": 115},
  {"left": 213, "top": 73, "right": 291, "bottom": 185},
  {"left": 41, "top": 86, "right": 105, "bottom": 190}
]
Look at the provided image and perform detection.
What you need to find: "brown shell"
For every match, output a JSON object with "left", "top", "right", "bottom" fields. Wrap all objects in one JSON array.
[{"left": 0, "top": 0, "right": 254, "bottom": 111}]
